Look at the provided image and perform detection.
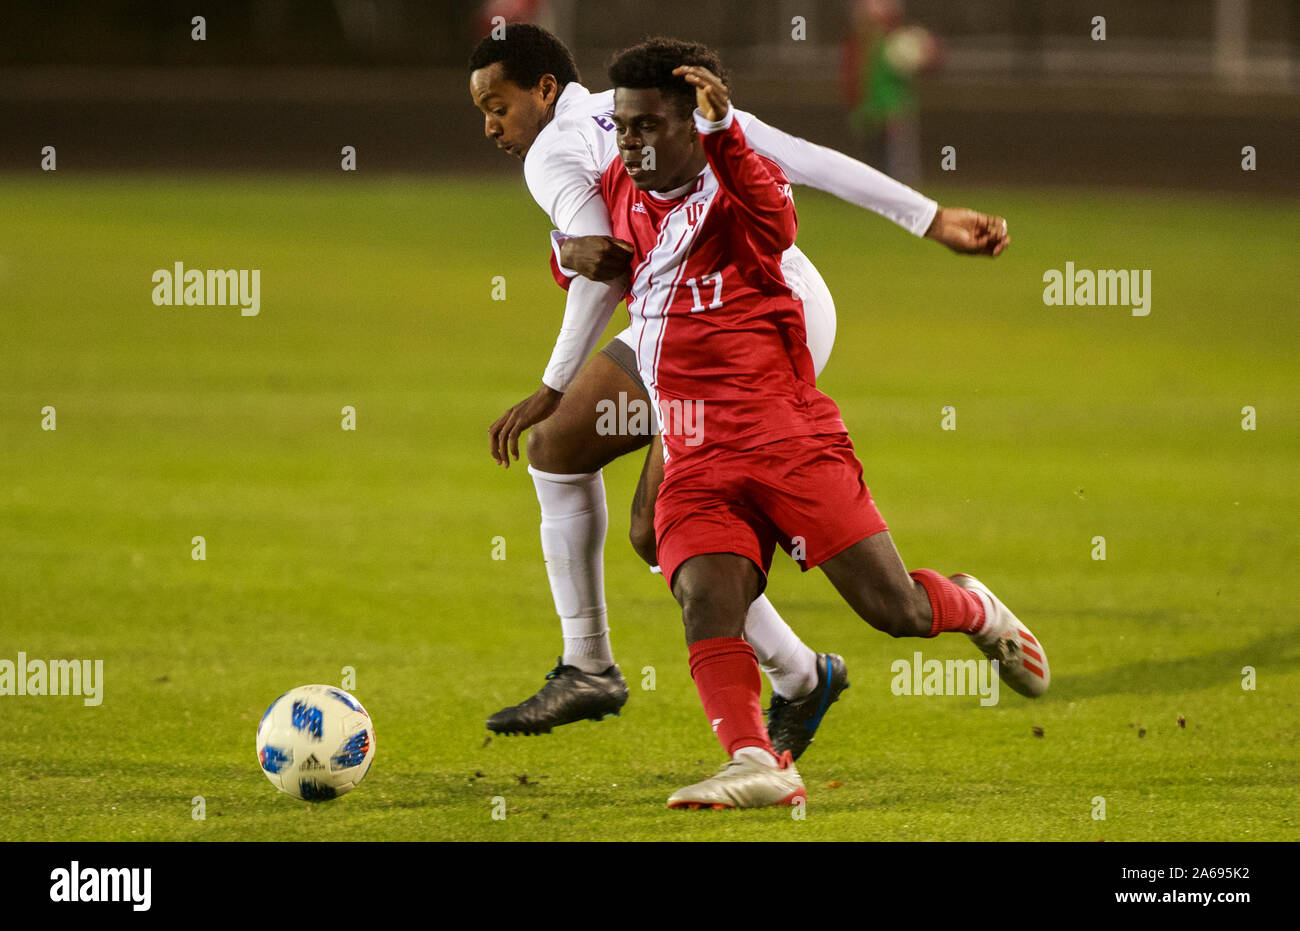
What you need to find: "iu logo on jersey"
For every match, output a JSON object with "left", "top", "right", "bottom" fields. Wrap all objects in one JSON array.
[{"left": 685, "top": 202, "right": 706, "bottom": 227}]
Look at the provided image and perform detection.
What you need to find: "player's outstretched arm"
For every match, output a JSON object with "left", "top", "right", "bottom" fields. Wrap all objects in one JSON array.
[
  {"left": 734, "top": 107, "right": 1009, "bottom": 256},
  {"left": 735, "top": 109, "right": 937, "bottom": 235}
]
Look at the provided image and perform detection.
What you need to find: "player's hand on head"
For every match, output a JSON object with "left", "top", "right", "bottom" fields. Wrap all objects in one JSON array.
[
  {"left": 488, "top": 384, "right": 562, "bottom": 467},
  {"left": 559, "top": 236, "right": 634, "bottom": 281},
  {"left": 924, "top": 206, "right": 1010, "bottom": 257},
  {"left": 673, "top": 65, "right": 729, "bottom": 122}
]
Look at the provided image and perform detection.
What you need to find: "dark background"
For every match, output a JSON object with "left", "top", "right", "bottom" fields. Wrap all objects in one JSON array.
[{"left": 2, "top": 0, "right": 1297, "bottom": 191}]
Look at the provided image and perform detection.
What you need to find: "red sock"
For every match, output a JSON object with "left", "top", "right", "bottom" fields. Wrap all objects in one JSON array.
[
  {"left": 688, "top": 637, "right": 773, "bottom": 757},
  {"left": 910, "top": 569, "right": 988, "bottom": 638}
]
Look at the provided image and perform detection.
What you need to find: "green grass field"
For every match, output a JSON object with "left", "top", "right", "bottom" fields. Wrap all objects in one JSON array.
[{"left": 1, "top": 176, "right": 1297, "bottom": 841}]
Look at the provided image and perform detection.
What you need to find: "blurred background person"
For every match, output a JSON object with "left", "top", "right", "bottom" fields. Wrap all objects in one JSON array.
[
  {"left": 477, "top": 0, "right": 550, "bottom": 37},
  {"left": 840, "top": 0, "right": 940, "bottom": 186}
]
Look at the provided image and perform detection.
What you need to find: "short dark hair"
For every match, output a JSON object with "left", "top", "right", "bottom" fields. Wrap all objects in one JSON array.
[
  {"left": 468, "top": 22, "right": 580, "bottom": 90},
  {"left": 607, "top": 37, "right": 730, "bottom": 118}
]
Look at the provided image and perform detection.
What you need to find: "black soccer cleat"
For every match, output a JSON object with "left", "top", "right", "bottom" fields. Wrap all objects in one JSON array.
[
  {"left": 486, "top": 659, "right": 629, "bottom": 735},
  {"left": 766, "top": 653, "right": 849, "bottom": 761}
]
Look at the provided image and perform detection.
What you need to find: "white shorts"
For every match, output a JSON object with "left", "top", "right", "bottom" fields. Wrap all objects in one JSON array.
[
  {"left": 779, "top": 244, "right": 837, "bottom": 377},
  {"left": 614, "top": 243, "right": 837, "bottom": 377}
]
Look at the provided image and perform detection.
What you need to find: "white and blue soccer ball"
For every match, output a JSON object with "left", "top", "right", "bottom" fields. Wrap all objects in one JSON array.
[{"left": 256, "top": 684, "right": 376, "bottom": 801}]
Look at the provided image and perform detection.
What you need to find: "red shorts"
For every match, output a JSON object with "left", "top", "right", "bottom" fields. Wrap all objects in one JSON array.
[{"left": 654, "top": 433, "right": 889, "bottom": 589}]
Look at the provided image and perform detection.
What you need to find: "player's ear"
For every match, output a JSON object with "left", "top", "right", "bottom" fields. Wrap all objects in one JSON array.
[{"left": 537, "top": 73, "right": 559, "bottom": 107}]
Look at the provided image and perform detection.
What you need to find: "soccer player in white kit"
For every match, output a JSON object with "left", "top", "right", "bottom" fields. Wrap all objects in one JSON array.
[{"left": 468, "top": 24, "right": 1010, "bottom": 750}]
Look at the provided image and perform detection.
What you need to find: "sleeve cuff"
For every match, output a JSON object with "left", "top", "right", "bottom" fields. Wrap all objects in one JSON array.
[
  {"left": 913, "top": 199, "right": 940, "bottom": 238},
  {"left": 692, "top": 106, "right": 735, "bottom": 135},
  {"left": 549, "top": 230, "right": 580, "bottom": 278}
]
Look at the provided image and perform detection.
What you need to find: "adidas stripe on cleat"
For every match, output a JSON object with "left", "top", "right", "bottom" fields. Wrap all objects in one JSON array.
[{"left": 951, "top": 573, "right": 1050, "bottom": 698}]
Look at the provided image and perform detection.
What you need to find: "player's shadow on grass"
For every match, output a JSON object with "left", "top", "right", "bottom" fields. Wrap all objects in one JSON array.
[{"left": 1059, "top": 628, "right": 1300, "bottom": 699}]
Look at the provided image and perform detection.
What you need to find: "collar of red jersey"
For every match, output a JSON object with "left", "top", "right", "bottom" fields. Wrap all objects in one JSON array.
[{"left": 646, "top": 169, "right": 710, "bottom": 202}]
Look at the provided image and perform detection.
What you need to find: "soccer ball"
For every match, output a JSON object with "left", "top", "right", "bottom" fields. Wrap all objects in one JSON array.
[{"left": 256, "top": 684, "right": 376, "bottom": 801}]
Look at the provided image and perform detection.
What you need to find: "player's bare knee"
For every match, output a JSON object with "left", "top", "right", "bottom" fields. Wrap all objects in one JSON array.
[
  {"left": 676, "top": 581, "right": 744, "bottom": 642},
  {"left": 682, "top": 601, "right": 739, "bottom": 643},
  {"left": 524, "top": 419, "right": 554, "bottom": 470},
  {"left": 628, "top": 519, "right": 657, "bottom": 567},
  {"left": 677, "top": 590, "right": 714, "bottom": 640},
  {"left": 525, "top": 418, "right": 581, "bottom": 473}
]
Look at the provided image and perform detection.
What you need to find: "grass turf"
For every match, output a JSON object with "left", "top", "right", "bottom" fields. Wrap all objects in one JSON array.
[{"left": 0, "top": 176, "right": 1297, "bottom": 840}]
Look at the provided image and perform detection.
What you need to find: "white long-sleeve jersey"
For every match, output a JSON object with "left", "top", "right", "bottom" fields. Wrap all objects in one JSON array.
[{"left": 524, "top": 82, "right": 938, "bottom": 392}]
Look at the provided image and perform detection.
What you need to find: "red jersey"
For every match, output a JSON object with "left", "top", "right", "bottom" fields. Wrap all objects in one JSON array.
[{"left": 598, "top": 110, "right": 846, "bottom": 467}]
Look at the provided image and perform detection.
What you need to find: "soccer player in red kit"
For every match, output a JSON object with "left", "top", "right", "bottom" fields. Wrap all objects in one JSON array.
[{"left": 599, "top": 40, "right": 1050, "bottom": 809}]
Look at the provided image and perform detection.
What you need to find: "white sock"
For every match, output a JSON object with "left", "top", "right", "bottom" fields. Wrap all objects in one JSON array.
[
  {"left": 734, "top": 745, "right": 780, "bottom": 767},
  {"left": 744, "top": 594, "right": 819, "bottom": 700},
  {"left": 528, "top": 466, "right": 614, "bottom": 673}
]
